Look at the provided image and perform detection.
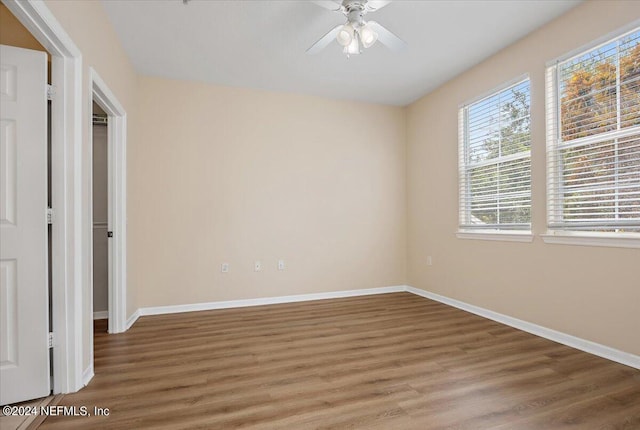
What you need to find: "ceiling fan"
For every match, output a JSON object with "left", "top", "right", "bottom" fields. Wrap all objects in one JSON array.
[{"left": 307, "top": 0, "right": 406, "bottom": 57}]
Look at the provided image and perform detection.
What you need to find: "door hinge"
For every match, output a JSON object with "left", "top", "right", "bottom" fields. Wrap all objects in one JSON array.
[
  {"left": 48, "top": 332, "right": 54, "bottom": 349},
  {"left": 46, "top": 207, "right": 54, "bottom": 224},
  {"left": 47, "top": 84, "right": 56, "bottom": 101}
]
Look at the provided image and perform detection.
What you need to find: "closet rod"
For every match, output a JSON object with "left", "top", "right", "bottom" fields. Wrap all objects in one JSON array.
[{"left": 92, "top": 114, "right": 108, "bottom": 126}]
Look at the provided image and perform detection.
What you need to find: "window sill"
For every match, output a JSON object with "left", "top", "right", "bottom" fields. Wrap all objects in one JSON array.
[
  {"left": 540, "top": 232, "right": 640, "bottom": 249},
  {"left": 456, "top": 231, "right": 534, "bottom": 243}
]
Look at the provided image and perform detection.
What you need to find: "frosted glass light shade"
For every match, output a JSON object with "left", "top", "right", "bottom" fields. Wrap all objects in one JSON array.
[
  {"left": 336, "top": 24, "right": 354, "bottom": 47},
  {"left": 359, "top": 24, "right": 378, "bottom": 48},
  {"left": 344, "top": 37, "right": 361, "bottom": 55}
]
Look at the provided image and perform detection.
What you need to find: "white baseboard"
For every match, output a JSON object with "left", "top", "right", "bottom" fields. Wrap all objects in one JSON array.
[
  {"left": 138, "top": 286, "right": 405, "bottom": 317},
  {"left": 126, "top": 309, "right": 140, "bottom": 330},
  {"left": 406, "top": 286, "right": 640, "bottom": 370},
  {"left": 93, "top": 311, "right": 108, "bottom": 320},
  {"left": 123, "top": 283, "right": 639, "bottom": 370},
  {"left": 82, "top": 364, "right": 94, "bottom": 386}
]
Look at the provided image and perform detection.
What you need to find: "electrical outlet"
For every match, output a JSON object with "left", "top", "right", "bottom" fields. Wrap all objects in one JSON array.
[
  {"left": 254, "top": 261, "right": 262, "bottom": 272},
  {"left": 427, "top": 256, "right": 433, "bottom": 266},
  {"left": 221, "top": 263, "right": 229, "bottom": 273},
  {"left": 278, "top": 259, "right": 285, "bottom": 271}
]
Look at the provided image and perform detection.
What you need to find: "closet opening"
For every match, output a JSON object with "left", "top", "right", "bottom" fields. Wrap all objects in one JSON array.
[{"left": 92, "top": 102, "right": 109, "bottom": 335}]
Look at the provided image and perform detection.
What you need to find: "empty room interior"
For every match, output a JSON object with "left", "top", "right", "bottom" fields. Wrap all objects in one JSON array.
[{"left": 1, "top": 0, "right": 639, "bottom": 429}]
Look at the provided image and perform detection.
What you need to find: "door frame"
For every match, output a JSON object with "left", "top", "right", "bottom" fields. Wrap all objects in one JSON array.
[
  {"left": 90, "top": 68, "right": 127, "bottom": 337},
  {"left": 3, "top": 0, "right": 84, "bottom": 394}
]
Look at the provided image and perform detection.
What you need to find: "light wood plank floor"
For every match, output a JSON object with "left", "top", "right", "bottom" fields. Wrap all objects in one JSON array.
[
  {"left": 39, "top": 293, "right": 640, "bottom": 429},
  {"left": 0, "top": 395, "right": 60, "bottom": 430}
]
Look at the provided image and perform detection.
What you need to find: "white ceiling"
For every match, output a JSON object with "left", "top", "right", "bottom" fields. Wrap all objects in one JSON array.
[{"left": 101, "top": 0, "right": 581, "bottom": 106}]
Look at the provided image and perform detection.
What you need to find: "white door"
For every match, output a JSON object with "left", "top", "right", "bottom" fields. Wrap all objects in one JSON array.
[{"left": 0, "top": 45, "right": 49, "bottom": 405}]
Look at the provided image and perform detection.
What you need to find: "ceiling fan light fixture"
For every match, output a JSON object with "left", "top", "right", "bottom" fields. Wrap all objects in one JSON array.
[
  {"left": 336, "top": 24, "right": 354, "bottom": 47},
  {"left": 359, "top": 23, "right": 378, "bottom": 48},
  {"left": 343, "top": 36, "right": 361, "bottom": 56},
  {"left": 306, "top": 0, "right": 405, "bottom": 56}
]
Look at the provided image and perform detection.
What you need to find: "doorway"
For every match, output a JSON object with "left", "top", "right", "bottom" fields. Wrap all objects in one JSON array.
[
  {"left": 3, "top": 0, "right": 127, "bottom": 398},
  {"left": 92, "top": 103, "right": 109, "bottom": 329},
  {"left": 90, "top": 68, "right": 128, "bottom": 340},
  {"left": 2, "top": 0, "right": 82, "bottom": 398}
]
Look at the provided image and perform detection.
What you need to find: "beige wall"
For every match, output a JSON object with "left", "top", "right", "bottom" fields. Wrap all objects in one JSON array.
[
  {"left": 0, "top": 2, "right": 50, "bottom": 81},
  {"left": 42, "top": 0, "right": 139, "bottom": 371},
  {"left": 0, "top": 3, "right": 42, "bottom": 49},
  {"left": 407, "top": 0, "right": 640, "bottom": 356},
  {"left": 132, "top": 77, "right": 407, "bottom": 307}
]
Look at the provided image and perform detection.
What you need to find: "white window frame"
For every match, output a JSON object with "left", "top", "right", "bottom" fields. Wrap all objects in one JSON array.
[
  {"left": 457, "top": 76, "right": 533, "bottom": 243},
  {"left": 544, "top": 23, "right": 640, "bottom": 249}
]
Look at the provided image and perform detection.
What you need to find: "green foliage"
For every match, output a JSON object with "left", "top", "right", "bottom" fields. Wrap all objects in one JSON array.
[{"left": 558, "top": 37, "right": 640, "bottom": 231}]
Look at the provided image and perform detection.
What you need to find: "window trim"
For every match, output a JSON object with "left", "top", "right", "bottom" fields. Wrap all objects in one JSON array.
[
  {"left": 544, "top": 25, "right": 640, "bottom": 244},
  {"left": 457, "top": 231, "right": 534, "bottom": 243},
  {"left": 458, "top": 75, "right": 532, "bottom": 238},
  {"left": 540, "top": 232, "right": 640, "bottom": 249}
]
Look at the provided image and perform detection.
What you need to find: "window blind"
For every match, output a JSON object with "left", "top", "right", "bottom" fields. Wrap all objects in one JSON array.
[
  {"left": 459, "top": 79, "right": 531, "bottom": 231},
  {"left": 547, "top": 29, "right": 640, "bottom": 233}
]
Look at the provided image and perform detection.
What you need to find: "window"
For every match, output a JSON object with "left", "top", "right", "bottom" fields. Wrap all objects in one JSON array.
[
  {"left": 458, "top": 78, "right": 532, "bottom": 234},
  {"left": 546, "top": 28, "right": 640, "bottom": 236}
]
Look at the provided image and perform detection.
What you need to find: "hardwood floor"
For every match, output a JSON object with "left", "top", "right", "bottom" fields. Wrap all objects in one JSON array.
[
  {"left": 0, "top": 395, "right": 60, "bottom": 430},
  {"left": 39, "top": 293, "right": 640, "bottom": 429}
]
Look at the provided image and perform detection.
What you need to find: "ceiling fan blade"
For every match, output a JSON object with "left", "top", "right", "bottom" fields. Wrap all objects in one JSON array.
[
  {"left": 367, "top": 21, "right": 406, "bottom": 51},
  {"left": 365, "top": 0, "right": 392, "bottom": 11},
  {"left": 312, "top": 1, "right": 343, "bottom": 11},
  {"left": 306, "top": 24, "right": 343, "bottom": 55}
]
